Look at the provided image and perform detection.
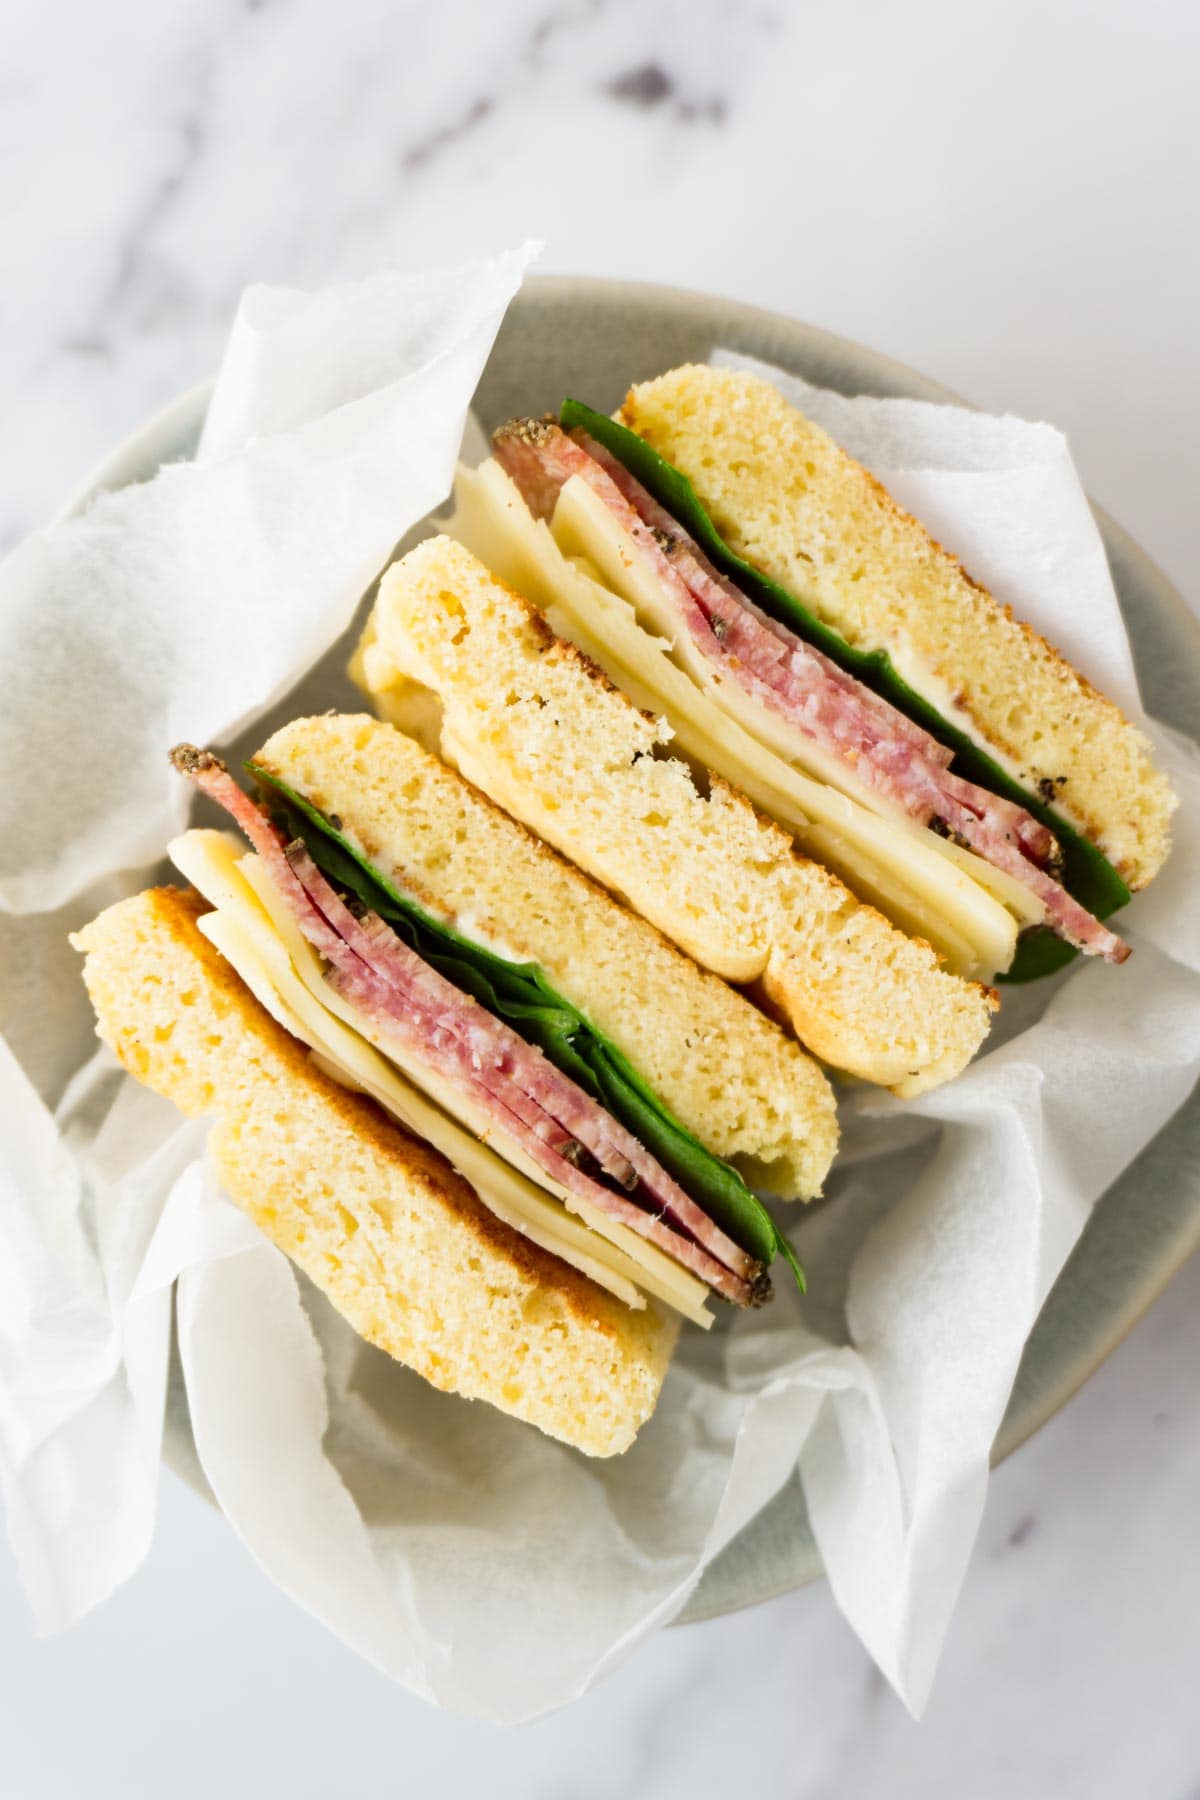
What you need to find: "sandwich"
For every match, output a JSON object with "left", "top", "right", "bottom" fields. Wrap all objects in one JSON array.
[
  {"left": 609, "top": 366, "right": 1175, "bottom": 970},
  {"left": 350, "top": 362, "right": 1174, "bottom": 1068},
  {"left": 73, "top": 713, "right": 838, "bottom": 1456},
  {"left": 355, "top": 535, "right": 999, "bottom": 1095}
]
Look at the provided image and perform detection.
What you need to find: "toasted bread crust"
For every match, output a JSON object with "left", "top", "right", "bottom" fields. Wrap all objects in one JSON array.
[{"left": 73, "top": 886, "right": 676, "bottom": 1455}]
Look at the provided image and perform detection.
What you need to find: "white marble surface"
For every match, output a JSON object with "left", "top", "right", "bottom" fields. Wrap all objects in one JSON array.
[{"left": 2, "top": 0, "right": 1199, "bottom": 1792}]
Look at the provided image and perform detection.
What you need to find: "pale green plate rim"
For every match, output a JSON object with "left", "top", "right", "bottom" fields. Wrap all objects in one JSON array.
[{"left": 61, "top": 274, "right": 1200, "bottom": 1626}]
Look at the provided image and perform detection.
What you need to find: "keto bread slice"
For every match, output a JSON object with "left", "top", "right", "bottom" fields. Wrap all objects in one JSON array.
[
  {"left": 356, "top": 536, "right": 996, "bottom": 1095},
  {"left": 72, "top": 885, "right": 677, "bottom": 1456},
  {"left": 620, "top": 363, "right": 1175, "bottom": 890},
  {"left": 253, "top": 712, "right": 837, "bottom": 1199}
]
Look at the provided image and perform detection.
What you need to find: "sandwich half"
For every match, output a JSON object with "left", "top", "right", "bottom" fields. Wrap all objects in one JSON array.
[
  {"left": 74, "top": 885, "right": 676, "bottom": 1456},
  {"left": 356, "top": 535, "right": 998, "bottom": 1095},
  {"left": 74, "top": 714, "right": 838, "bottom": 1450},
  {"left": 441, "top": 364, "right": 1173, "bottom": 987},
  {"left": 619, "top": 364, "right": 1174, "bottom": 915}
]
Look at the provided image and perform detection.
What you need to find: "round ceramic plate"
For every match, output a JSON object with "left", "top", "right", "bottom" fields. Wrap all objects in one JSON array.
[{"left": 65, "top": 276, "right": 1200, "bottom": 1624}]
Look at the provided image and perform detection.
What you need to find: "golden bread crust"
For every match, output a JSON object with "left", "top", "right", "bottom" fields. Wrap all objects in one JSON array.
[{"left": 73, "top": 886, "right": 676, "bottom": 1455}]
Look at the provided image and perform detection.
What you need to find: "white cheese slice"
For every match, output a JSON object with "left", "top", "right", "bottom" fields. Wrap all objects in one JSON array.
[
  {"left": 448, "top": 460, "right": 1025, "bottom": 979},
  {"left": 168, "top": 829, "right": 713, "bottom": 1326}
]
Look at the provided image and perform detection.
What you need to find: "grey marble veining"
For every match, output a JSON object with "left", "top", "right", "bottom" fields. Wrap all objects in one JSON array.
[{"left": 1, "top": 0, "right": 1199, "bottom": 1793}]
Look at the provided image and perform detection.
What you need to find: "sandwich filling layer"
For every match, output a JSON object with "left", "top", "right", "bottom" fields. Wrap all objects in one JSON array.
[
  {"left": 494, "top": 416, "right": 1128, "bottom": 968},
  {"left": 171, "top": 746, "right": 799, "bottom": 1308}
]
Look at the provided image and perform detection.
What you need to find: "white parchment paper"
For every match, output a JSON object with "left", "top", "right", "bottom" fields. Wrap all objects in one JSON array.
[{"left": 1, "top": 290, "right": 1198, "bottom": 1722}]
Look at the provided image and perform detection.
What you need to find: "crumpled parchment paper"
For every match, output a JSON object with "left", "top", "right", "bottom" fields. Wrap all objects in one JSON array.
[{"left": 1, "top": 281, "right": 1196, "bottom": 1722}]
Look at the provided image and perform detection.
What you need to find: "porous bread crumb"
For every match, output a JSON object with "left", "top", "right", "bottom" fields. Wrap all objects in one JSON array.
[
  {"left": 764, "top": 863, "right": 998, "bottom": 1097},
  {"left": 620, "top": 363, "right": 1175, "bottom": 890},
  {"left": 255, "top": 711, "right": 838, "bottom": 1198},
  {"left": 358, "top": 537, "right": 995, "bottom": 1094},
  {"left": 72, "top": 886, "right": 676, "bottom": 1456}
]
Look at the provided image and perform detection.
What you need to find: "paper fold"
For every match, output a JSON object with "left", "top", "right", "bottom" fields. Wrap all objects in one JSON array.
[{"left": 1, "top": 282, "right": 1197, "bottom": 1721}]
